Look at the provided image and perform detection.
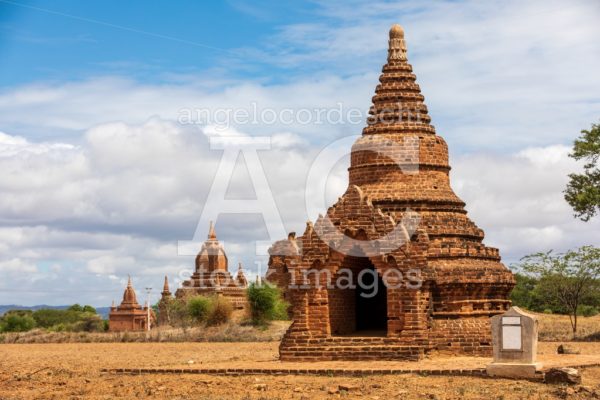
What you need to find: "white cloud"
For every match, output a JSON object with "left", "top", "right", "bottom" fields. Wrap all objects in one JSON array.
[
  {"left": 87, "top": 255, "right": 136, "bottom": 275},
  {"left": 0, "top": 258, "right": 38, "bottom": 274},
  {"left": 453, "top": 145, "right": 600, "bottom": 262}
]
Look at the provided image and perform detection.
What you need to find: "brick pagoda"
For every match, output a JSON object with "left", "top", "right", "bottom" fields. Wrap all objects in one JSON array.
[
  {"left": 176, "top": 222, "right": 248, "bottom": 310},
  {"left": 268, "top": 24, "right": 515, "bottom": 361},
  {"left": 157, "top": 276, "right": 172, "bottom": 326},
  {"left": 109, "top": 277, "right": 154, "bottom": 332}
]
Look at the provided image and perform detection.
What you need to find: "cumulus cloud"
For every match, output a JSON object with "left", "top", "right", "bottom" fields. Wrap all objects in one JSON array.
[
  {"left": 0, "top": 258, "right": 38, "bottom": 274},
  {"left": 0, "top": 119, "right": 349, "bottom": 304},
  {"left": 452, "top": 145, "right": 600, "bottom": 263}
]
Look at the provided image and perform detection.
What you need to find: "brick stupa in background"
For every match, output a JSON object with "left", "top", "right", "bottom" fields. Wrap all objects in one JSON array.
[
  {"left": 109, "top": 277, "right": 154, "bottom": 332},
  {"left": 176, "top": 222, "right": 248, "bottom": 310},
  {"left": 267, "top": 24, "right": 515, "bottom": 361}
]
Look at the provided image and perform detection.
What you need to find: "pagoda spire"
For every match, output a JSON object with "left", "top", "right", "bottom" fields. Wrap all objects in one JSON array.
[
  {"left": 161, "top": 276, "right": 171, "bottom": 296},
  {"left": 208, "top": 221, "right": 217, "bottom": 240},
  {"left": 363, "top": 23, "right": 433, "bottom": 135},
  {"left": 121, "top": 275, "right": 139, "bottom": 307}
]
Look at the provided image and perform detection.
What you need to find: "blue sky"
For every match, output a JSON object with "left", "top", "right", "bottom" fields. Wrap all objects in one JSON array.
[
  {"left": 0, "top": 0, "right": 599, "bottom": 306},
  {"left": 0, "top": 0, "right": 323, "bottom": 86}
]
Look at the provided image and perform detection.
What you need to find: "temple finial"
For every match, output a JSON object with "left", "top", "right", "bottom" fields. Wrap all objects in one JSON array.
[
  {"left": 389, "top": 24, "right": 404, "bottom": 38},
  {"left": 388, "top": 23, "right": 407, "bottom": 62},
  {"left": 127, "top": 275, "right": 132, "bottom": 287},
  {"left": 208, "top": 221, "right": 217, "bottom": 239},
  {"left": 163, "top": 276, "right": 170, "bottom": 292}
]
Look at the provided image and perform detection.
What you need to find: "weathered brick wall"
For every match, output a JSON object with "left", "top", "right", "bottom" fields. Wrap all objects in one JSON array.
[
  {"left": 270, "top": 24, "right": 514, "bottom": 362},
  {"left": 108, "top": 313, "right": 147, "bottom": 332},
  {"left": 327, "top": 255, "right": 367, "bottom": 335},
  {"left": 430, "top": 317, "right": 493, "bottom": 356}
]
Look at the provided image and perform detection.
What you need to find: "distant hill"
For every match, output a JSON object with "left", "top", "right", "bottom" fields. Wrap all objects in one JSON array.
[{"left": 0, "top": 305, "right": 111, "bottom": 319}]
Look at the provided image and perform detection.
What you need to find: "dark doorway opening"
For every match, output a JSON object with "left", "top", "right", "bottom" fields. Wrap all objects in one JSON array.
[
  {"left": 355, "top": 265, "right": 387, "bottom": 332},
  {"left": 328, "top": 252, "right": 388, "bottom": 336}
]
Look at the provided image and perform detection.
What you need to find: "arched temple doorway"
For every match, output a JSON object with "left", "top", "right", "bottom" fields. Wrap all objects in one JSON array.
[
  {"left": 328, "top": 252, "right": 387, "bottom": 336},
  {"left": 356, "top": 264, "right": 387, "bottom": 332}
]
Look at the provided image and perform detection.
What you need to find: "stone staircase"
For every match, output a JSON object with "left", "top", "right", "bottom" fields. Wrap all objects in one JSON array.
[{"left": 280, "top": 336, "right": 425, "bottom": 361}]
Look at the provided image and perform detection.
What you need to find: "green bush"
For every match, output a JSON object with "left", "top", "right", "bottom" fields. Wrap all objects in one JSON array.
[
  {"left": 82, "top": 305, "right": 96, "bottom": 314},
  {"left": 187, "top": 296, "right": 212, "bottom": 323},
  {"left": 0, "top": 314, "right": 36, "bottom": 332},
  {"left": 167, "top": 298, "right": 191, "bottom": 328},
  {"left": 247, "top": 283, "right": 288, "bottom": 326},
  {"left": 32, "top": 309, "right": 68, "bottom": 328},
  {"left": 29, "top": 305, "right": 99, "bottom": 331},
  {"left": 206, "top": 297, "right": 233, "bottom": 326},
  {"left": 68, "top": 304, "right": 83, "bottom": 312},
  {"left": 72, "top": 315, "right": 104, "bottom": 332},
  {"left": 543, "top": 309, "right": 553, "bottom": 314},
  {"left": 273, "top": 297, "right": 290, "bottom": 321},
  {"left": 49, "top": 323, "right": 67, "bottom": 332},
  {"left": 577, "top": 305, "right": 599, "bottom": 317}
]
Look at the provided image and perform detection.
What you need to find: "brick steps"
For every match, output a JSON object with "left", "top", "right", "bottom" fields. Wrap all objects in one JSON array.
[{"left": 280, "top": 343, "right": 425, "bottom": 361}]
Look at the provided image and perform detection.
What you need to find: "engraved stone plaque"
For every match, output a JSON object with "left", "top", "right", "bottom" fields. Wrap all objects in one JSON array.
[
  {"left": 502, "top": 316, "right": 521, "bottom": 325},
  {"left": 502, "top": 325, "right": 522, "bottom": 350},
  {"left": 488, "top": 307, "right": 541, "bottom": 378}
]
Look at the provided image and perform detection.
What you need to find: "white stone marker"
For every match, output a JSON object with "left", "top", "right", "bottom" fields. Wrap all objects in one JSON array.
[{"left": 486, "top": 306, "right": 543, "bottom": 379}]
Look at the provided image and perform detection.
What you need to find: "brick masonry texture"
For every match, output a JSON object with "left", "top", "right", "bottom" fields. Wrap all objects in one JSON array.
[{"left": 266, "top": 24, "right": 515, "bottom": 361}]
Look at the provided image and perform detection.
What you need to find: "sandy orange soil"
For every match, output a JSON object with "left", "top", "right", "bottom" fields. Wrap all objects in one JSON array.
[{"left": 1, "top": 342, "right": 600, "bottom": 399}]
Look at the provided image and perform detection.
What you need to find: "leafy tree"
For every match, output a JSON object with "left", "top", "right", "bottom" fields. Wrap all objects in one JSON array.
[
  {"left": 68, "top": 304, "right": 83, "bottom": 312},
  {"left": 510, "top": 273, "right": 538, "bottom": 310},
  {"left": 32, "top": 309, "right": 67, "bottom": 328},
  {"left": 247, "top": 283, "right": 289, "bottom": 326},
  {"left": 0, "top": 314, "right": 36, "bottom": 332},
  {"left": 577, "top": 305, "right": 599, "bottom": 317},
  {"left": 565, "top": 122, "right": 600, "bottom": 221},
  {"left": 82, "top": 305, "right": 97, "bottom": 314},
  {"left": 32, "top": 306, "right": 100, "bottom": 331},
  {"left": 187, "top": 296, "right": 212, "bottom": 323},
  {"left": 517, "top": 246, "right": 600, "bottom": 334},
  {"left": 166, "top": 298, "right": 191, "bottom": 328},
  {"left": 72, "top": 315, "right": 104, "bottom": 332}
]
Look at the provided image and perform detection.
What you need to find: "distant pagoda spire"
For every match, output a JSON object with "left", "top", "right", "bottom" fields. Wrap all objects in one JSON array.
[
  {"left": 119, "top": 275, "right": 140, "bottom": 309},
  {"left": 161, "top": 276, "right": 171, "bottom": 297},
  {"left": 208, "top": 220, "right": 217, "bottom": 240}
]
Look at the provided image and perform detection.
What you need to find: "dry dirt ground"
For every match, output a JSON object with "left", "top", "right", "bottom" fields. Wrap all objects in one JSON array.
[{"left": 1, "top": 342, "right": 600, "bottom": 399}]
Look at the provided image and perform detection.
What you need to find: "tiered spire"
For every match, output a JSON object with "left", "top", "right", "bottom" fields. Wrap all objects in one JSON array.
[
  {"left": 120, "top": 276, "right": 140, "bottom": 309},
  {"left": 364, "top": 24, "right": 433, "bottom": 135},
  {"left": 161, "top": 276, "right": 171, "bottom": 297}
]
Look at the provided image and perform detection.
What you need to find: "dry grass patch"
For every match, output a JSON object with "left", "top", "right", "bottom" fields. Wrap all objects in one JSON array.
[
  {"left": 536, "top": 312, "right": 600, "bottom": 341},
  {"left": 0, "top": 321, "right": 290, "bottom": 344}
]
